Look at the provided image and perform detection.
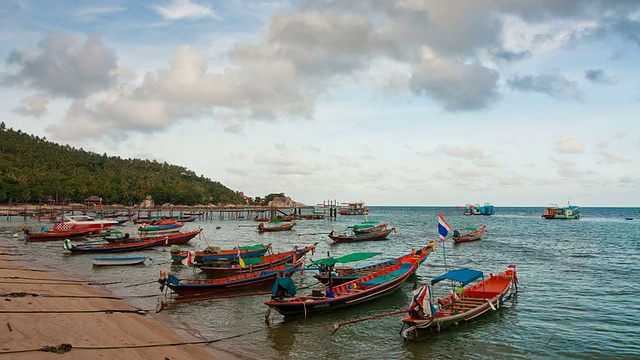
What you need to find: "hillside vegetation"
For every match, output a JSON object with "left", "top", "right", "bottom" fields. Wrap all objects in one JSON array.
[{"left": 0, "top": 123, "right": 245, "bottom": 206}]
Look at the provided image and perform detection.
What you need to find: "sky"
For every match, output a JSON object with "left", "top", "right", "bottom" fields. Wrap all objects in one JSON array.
[{"left": 0, "top": 0, "right": 639, "bottom": 207}]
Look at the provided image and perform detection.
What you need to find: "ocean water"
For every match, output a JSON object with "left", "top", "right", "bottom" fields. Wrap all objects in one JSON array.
[{"left": 1, "top": 206, "right": 639, "bottom": 359}]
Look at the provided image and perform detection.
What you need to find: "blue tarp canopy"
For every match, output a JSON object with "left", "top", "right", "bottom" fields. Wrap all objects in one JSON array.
[{"left": 430, "top": 268, "right": 484, "bottom": 286}]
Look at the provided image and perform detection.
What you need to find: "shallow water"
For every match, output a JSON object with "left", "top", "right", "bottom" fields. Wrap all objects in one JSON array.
[{"left": 1, "top": 206, "right": 639, "bottom": 359}]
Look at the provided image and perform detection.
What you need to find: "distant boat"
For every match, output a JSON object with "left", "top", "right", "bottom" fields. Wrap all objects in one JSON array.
[
  {"left": 452, "top": 225, "right": 487, "bottom": 244},
  {"left": 92, "top": 256, "right": 147, "bottom": 266},
  {"left": 542, "top": 203, "right": 581, "bottom": 220},
  {"left": 339, "top": 202, "right": 369, "bottom": 216},
  {"left": 625, "top": 217, "right": 633, "bottom": 221}
]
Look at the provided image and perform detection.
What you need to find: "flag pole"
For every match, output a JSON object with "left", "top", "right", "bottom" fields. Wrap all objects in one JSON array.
[{"left": 442, "top": 238, "right": 448, "bottom": 273}]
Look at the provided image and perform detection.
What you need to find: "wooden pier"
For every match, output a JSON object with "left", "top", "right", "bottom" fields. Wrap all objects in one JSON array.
[{"left": 0, "top": 204, "right": 326, "bottom": 222}]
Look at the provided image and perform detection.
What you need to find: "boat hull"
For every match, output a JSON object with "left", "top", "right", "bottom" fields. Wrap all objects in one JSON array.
[
  {"left": 92, "top": 256, "right": 147, "bottom": 266},
  {"left": 266, "top": 263, "right": 416, "bottom": 317},
  {"left": 328, "top": 228, "right": 395, "bottom": 243}
]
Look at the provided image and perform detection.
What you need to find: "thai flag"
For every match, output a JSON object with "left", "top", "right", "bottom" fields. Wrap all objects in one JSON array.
[{"left": 438, "top": 211, "right": 451, "bottom": 243}]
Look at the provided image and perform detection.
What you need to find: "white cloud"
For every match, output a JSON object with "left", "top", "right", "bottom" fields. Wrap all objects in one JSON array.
[
  {"left": 11, "top": 95, "right": 48, "bottom": 117},
  {"left": 152, "top": 0, "right": 220, "bottom": 21},
  {"left": 554, "top": 134, "right": 584, "bottom": 153}
]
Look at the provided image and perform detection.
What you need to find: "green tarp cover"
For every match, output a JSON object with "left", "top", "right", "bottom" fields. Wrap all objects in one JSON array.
[
  {"left": 348, "top": 220, "right": 381, "bottom": 229},
  {"left": 235, "top": 257, "right": 264, "bottom": 265},
  {"left": 314, "top": 252, "right": 382, "bottom": 266},
  {"left": 237, "top": 244, "right": 268, "bottom": 251}
]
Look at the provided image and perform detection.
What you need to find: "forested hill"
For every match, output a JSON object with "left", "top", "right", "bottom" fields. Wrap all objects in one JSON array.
[{"left": 0, "top": 123, "right": 245, "bottom": 206}]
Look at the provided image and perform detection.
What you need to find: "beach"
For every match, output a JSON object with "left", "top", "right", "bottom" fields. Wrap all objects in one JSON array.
[{"left": 0, "top": 243, "right": 221, "bottom": 360}]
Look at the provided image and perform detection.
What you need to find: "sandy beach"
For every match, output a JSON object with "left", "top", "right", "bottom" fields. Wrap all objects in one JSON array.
[{"left": 0, "top": 243, "right": 223, "bottom": 360}]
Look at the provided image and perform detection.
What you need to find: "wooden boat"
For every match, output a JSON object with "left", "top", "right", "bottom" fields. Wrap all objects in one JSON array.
[
  {"left": 63, "top": 229, "right": 200, "bottom": 254},
  {"left": 257, "top": 221, "right": 296, "bottom": 232},
  {"left": 339, "top": 202, "right": 369, "bottom": 215},
  {"left": 103, "top": 229, "right": 202, "bottom": 245},
  {"left": 92, "top": 256, "right": 147, "bottom": 266},
  {"left": 159, "top": 260, "right": 303, "bottom": 296},
  {"left": 176, "top": 215, "right": 197, "bottom": 222},
  {"left": 542, "top": 203, "right": 580, "bottom": 219},
  {"left": 24, "top": 228, "right": 92, "bottom": 242},
  {"left": 170, "top": 243, "right": 271, "bottom": 263},
  {"left": 64, "top": 237, "right": 166, "bottom": 254},
  {"left": 253, "top": 217, "right": 269, "bottom": 222},
  {"left": 400, "top": 265, "right": 518, "bottom": 339},
  {"left": 196, "top": 243, "right": 317, "bottom": 276},
  {"left": 328, "top": 227, "right": 396, "bottom": 243},
  {"left": 264, "top": 262, "right": 417, "bottom": 317},
  {"left": 138, "top": 220, "right": 185, "bottom": 234},
  {"left": 452, "top": 225, "right": 487, "bottom": 244},
  {"left": 350, "top": 221, "right": 388, "bottom": 235},
  {"left": 55, "top": 215, "right": 119, "bottom": 232},
  {"left": 315, "top": 241, "right": 436, "bottom": 286}
]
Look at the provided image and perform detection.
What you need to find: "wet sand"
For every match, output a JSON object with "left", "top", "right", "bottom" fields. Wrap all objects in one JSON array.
[{"left": 0, "top": 244, "right": 225, "bottom": 360}]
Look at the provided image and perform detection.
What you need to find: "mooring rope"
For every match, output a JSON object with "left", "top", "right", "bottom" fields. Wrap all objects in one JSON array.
[
  {"left": 0, "top": 309, "right": 150, "bottom": 314},
  {"left": 0, "top": 328, "right": 263, "bottom": 355},
  {"left": 0, "top": 292, "right": 122, "bottom": 300}
]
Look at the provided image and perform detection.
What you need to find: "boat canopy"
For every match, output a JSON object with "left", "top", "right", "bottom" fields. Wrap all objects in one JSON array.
[
  {"left": 314, "top": 252, "right": 382, "bottom": 267},
  {"left": 237, "top": 243, "right": 269, "bottom": 251},
  {"left": 431, "top": 268, "right": 484, "bottom": 286}
]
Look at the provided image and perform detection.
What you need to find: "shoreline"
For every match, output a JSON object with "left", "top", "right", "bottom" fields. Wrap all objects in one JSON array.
[{"left": 0, "top": 241, "right": 245, "bottom": 360}]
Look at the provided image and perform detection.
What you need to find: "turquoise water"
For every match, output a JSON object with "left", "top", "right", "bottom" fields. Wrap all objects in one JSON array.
[{"left": 1, "top": 206, "right": 639, "bottom": 359}]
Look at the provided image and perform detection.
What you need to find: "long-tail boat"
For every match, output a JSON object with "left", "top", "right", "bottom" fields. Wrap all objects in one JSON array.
[
  {"left": 137, "top": 220, "right": 185, "bottom": 234},
  {"left": 92, "top": 256, "right": 147, "bottom": 266},
  {"left": 314, "top": 241, "right": 436, "bottom": 285},
  {"left": 257, "top": 221, "right": 297, "bottom": 233},
  {"left": 328, "top": 227, "right": 396, "bottom": 243},
  {"left": 452, "top": 225, "right": 487, "bottom": 244},
  {"left": 400, "top": 265, "right": 518, "bottom": 339},
  {"left": 196, "top": 243, "right": 316, "bottom": 276},
  {"left": 264, "top": 261, "right": 418, "bottom": 317},
  {"left": 350, "top": 221, "right": 388, "bottom": 235},
  {"left": 24, "top": 227, "right": 92, "bottom": 242},
  {"left": 158, "top": 260, "right": 304, "bottom": 297},
  {"left": 170, "top": 243, "right": 271, "bottom": 263},
  {"left": 63, "top": 230, "right": 199, "bottom": 254}
]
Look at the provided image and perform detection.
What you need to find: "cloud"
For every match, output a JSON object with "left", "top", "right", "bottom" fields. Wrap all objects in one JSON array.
[
  {"left": 11, "top": 95, "right": 49, "bottom": 117},
  {"left": 409, "top": 58, "right": 501, "bottom": 111},
  {"left": 508, "top": 73, "right": 581, "bottom": 100},
  {"left": 596, "top": 150, "right": 629, "bottom": 163},
  {"left": 75, "top": 6, "right": 126, "bottom": 20},
  {"left": 439, "top": 145, "right": 488, "bottom": 160},
  {"left": 4, "top": 33, "right": 117, "bottom": 98},
  {"left": 584, "top": 69, "right": 616, "bottom": 84},
  {"left": 554, "top": 134, "right": 584, "bottom": 153},
  {"left": 152, "top": 0, "right": 220, "bottom": 21}
]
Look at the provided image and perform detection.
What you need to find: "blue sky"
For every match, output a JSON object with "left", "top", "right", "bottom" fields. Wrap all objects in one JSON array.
[{"left": 1, "top": 0, "right": 639, "bottom": 207}]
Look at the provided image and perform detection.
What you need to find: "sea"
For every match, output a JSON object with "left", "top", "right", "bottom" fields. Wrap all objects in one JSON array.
[{"left": 1, "top": 206, "right": 639, "bottom": 359}]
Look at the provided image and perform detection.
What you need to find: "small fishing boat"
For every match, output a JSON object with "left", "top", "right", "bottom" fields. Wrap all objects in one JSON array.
[
  {"left": 265, "top": 261, "right": 418, "bottom": 317},
  {"left": 400, "top": 265, "right": 518, "bottom": 339},
  {"left": 170, "top": 243, "right": 271, "bottom": 263},
  {"left": 138, "top": 220, "right": 185, "bottom": 234},
  {"left": 196, "top": 243, "right": 316, "bottom": 276},
  {"left": 542, "top": 203, "right": 581, "bottom": 219},
  {"left": 315, "top": 241, "right": 436, "bottom": 286},
  {"left": 349, "top": 221, "right": 388, "bottom": 235},
  {"left": 24, "top": 227, "right": 92, "bottom": 242},
  {"left": 55, "top": 215, "right": 119, "bottom": 232},
  {"left": 159, "top": 260, "right": 303, "bottom": 297},
  {"left": 63, "top": 229, "right": 200, "bottom": 254},
  {"left": 328, "top": 227, "right": 396, "bottom": 243},
  {"left": 452, "top": 225, "right": 487, "bottom": 244},
  {"left": 257, "top": 221, "right": 297, "bottom": 232},
  {"left": 92, "top": 256, "right": 147, "bottom": 266}
]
